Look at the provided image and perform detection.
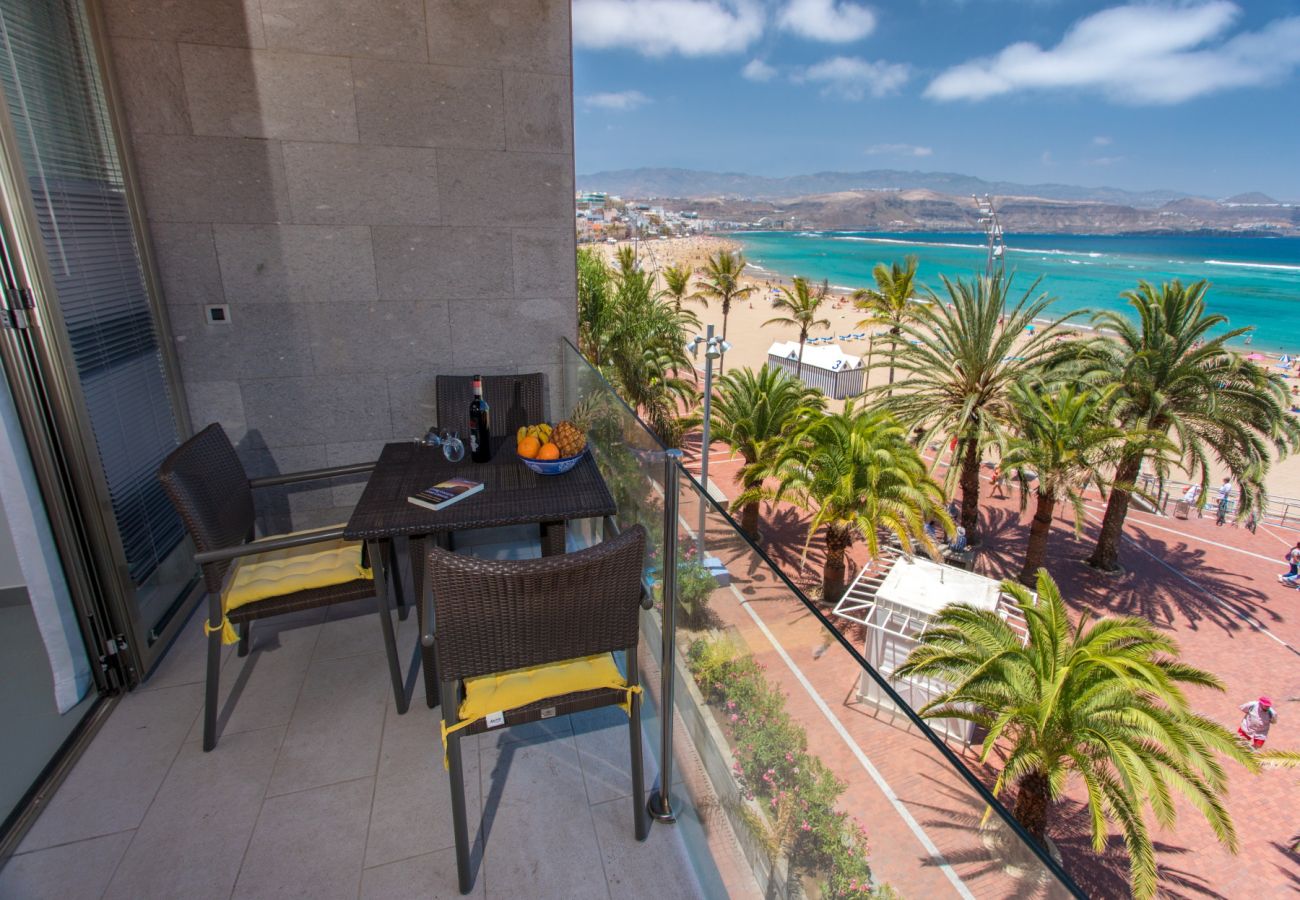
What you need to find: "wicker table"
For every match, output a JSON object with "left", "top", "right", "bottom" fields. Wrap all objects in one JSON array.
[{"left": 344, "top": 436, "right": 617, "bottom": 710}]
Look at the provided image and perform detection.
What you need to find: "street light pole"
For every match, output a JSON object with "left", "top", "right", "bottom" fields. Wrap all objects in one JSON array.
[
  {"left": 698, "top": 324, "right": 715, "bottom": 557},
  {"left": 687, "top": 325, "right": 730, "bottom": 558}
]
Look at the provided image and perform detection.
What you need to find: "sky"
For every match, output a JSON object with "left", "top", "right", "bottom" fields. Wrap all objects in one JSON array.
[{"left": 572, "top": 0, "right": 1300, "bottom": 199}]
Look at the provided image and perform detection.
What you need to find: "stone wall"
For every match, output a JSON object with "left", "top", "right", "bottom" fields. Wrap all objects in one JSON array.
[{"left": 104, "top": 0, "right": 576, "bottom": 529}]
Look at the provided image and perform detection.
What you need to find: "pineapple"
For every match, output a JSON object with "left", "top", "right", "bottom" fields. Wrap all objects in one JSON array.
[{"left": 553, "top": 419, "right": 586, "bottom": 457}]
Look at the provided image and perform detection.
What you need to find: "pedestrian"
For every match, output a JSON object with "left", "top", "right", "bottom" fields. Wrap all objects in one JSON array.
[
  {"left": 1279, "top": 542, "right": 1300, "bottom": 586},
  {"left": 1237, "top": 696, "right": 1277, "bottom": 750},
  {"left": 989, "top": 465, "right": 1006, "bottom": 499},
  {"left": 1215, "top": 476, "right": 1232, "bottom": 526}
]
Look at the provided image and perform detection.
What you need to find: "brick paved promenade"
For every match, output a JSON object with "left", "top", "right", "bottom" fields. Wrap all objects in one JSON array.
[{"left": 681, "top": 434, "right": 1300, "bottom": 898}]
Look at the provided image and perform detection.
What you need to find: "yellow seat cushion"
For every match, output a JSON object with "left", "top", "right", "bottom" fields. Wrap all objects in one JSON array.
[
  {"left": 440, "top": 653, "right": 640, "bottom": 766},
  {"left": 225, "top": 537, "right": 369, "bottom": 611},
  {"left": 459, "top": 653, "right": 628, "bottom": 722},
  {"left": 203, "top": 532, "right": 371, "bottom": 645}
]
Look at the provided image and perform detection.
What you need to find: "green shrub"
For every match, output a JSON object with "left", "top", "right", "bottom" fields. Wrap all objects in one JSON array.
[{"left": 685, "top": 637, "right": 884, "bottom": 899}]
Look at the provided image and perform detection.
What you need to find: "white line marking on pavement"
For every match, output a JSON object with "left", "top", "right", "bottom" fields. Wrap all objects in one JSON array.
[
  {"left": 1081, "top": 503, "right": 1286, "bottom": 567},
  {"left": 669, "top": 507, "right": 975, "bottom": 898},
  {"left": 1082, "top": 510, "right": 1297, "bottom": 654}
]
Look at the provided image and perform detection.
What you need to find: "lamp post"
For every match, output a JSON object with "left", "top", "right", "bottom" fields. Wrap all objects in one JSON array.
[{"left": 686, "top": 325, "right": 731, "bottom": 557}]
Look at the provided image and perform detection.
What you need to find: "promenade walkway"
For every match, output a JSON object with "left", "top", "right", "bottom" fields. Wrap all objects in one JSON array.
[{"left": 679, "top": 433, "right": 1300, "bottom": 898}]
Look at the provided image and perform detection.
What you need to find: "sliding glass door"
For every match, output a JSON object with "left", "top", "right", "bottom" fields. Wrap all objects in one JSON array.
[{"left": 0, "top": 0, "right": 197, "bottom": 680}]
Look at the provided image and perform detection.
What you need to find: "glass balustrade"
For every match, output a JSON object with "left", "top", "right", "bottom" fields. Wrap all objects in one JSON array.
[{"left": 558, "top": 338, "right": 1083, "bottom": 899}]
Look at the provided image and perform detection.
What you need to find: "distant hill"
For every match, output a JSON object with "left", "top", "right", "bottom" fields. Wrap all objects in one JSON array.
[
  {"left": 576, "top": 167, "right": 1199, "bottom": 209},
  {"left": 1221, "top": 192, "right": 1283, "bottom": 205}
]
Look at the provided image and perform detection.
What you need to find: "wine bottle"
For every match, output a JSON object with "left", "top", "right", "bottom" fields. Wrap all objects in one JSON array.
[{"left": 468, "top": 375, "right": 491, "bottom": 463}]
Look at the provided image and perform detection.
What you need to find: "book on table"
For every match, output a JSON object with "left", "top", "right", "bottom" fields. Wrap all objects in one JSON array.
[{"left": 407, "top": 478, "right": 484, "bottom": 511}]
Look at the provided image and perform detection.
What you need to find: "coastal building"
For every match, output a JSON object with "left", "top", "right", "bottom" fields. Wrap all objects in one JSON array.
[{"left": 766, "top": 340, "right": 867, "bottom": 398}]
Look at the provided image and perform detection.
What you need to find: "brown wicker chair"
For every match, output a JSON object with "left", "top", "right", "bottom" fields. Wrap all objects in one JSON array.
[
  {"left": 426, "top": 524, "right": 649, "bottom": 894},
  {"left": 158, "top": 423, "right": 404, "bottom": 751},
  {"left": 435, "top": 372, "right": 544, "bottom": 441}
]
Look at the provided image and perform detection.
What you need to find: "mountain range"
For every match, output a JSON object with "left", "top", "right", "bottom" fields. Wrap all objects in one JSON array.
[
  {"left": 576, "top": 167, "right": 1295, "bottom": 209},
  {"left": 577, "top": 169, "right": 1299, "bottom": 235}
]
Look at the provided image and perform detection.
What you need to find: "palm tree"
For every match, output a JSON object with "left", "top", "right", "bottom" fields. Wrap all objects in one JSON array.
[
  {"left": 711, "top": 365, "right": 825, "bottom": 539},
  {"left": 1077, "top": 280, "right": 1298, "bottom": 571},
  {"left": 896, "top": 569, "right": 1254, "bottom": 900},
  {"left": 693, "top": 250, "right": 755, "bottom": 373},
  {"left": 1000, "top": 383, "right": 1152, "bottom": 585},
  {"left": 854, "top": 255, "right": 921, "bottom": 390},
  {"left": 880, "top": 272, "right": 1074, "bottom": 542},
  {"left": 605, "top": 258, "right": 699, "bottom": 446},
  {"left": 763, "top": 276, "right": 831, "bottom": 380},
  {"left": 662, "top": 263, "right": 693, "bottom": 312},
  {"left": 771, "top": 403, "right": 949, "bottom": 601},
  {"left": 577, "top": 247, "right": 615, "bottom": 366}
]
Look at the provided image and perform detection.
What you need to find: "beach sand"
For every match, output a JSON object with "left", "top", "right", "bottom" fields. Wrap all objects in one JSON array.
[{"left": 593, "top": 235, "right": 1300, "bottom": 500}]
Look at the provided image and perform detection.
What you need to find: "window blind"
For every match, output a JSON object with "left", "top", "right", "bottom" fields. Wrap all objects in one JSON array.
[{"left": 0, "top": 0, "right": 184, "bottom": 587}]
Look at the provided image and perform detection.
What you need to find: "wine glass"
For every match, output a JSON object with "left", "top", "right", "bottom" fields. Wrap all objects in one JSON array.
[{"left": 421, "top": 427, "right": 465, "bottom": 462}]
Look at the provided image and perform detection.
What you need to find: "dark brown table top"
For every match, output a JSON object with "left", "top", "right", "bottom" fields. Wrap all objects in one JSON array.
[{"left": 343, "top": 437, "right": 617, "bottom": 541}]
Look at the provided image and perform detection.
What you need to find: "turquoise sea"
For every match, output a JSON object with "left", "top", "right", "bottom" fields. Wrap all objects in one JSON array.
[{"left": 733, "top": 231, "right": 1300, "bottom": 352}]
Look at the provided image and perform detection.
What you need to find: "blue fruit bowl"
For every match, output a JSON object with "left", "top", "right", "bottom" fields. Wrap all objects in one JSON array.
[{"left": 519, "top": 447, "right": 586, "bottom": 475}]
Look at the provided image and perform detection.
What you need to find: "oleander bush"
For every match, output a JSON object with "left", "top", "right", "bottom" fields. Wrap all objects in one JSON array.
[{"left": 687, "top": 637, "right": 880, "bottom": 899}]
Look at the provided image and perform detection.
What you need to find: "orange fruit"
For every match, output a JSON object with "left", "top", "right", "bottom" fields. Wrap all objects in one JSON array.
[
  {"left": 536, "top": 442, "right": 560, "bottom": 461},
  {"left": 517, "top": 435, "right": 542, "bottom": 458}
]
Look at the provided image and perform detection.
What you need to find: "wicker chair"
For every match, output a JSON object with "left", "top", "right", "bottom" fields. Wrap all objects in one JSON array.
[
  {"left": 158, "top": 424, "right": 403, "bottom": 751},
  {"left": 435, "top": 372, "right": 544, "bottom": 441},
  {"left": 426, "top": 524, "right": 650, "bottom": 894}
]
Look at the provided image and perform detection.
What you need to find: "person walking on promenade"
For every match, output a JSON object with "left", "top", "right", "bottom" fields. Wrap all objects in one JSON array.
[
  {"left": 1279, "top": 542, "right": 1300, "bottom": 586},
  {"left": 1237, "top": 696, "right": 1277, "bottom": 750},
  {"left": 1215, "top": 476, "right": 1233, "bottom": 526},
  {"left": 989, "top": 465, "right": 1006, "bottom": 499}
]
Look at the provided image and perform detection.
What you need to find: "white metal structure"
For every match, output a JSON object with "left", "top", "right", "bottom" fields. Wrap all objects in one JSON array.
[
  {"left": 833, "top": 553, "right": 1027, "bottom": 743},
  {"left": 766, "top": 341, "right": 866, "bottom": 399}
]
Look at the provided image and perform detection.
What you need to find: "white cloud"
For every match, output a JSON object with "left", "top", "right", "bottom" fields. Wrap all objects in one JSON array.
[
  {"left": 926, "top": 2, "right": 1300, "bottom": 104},
  {"left": 1091, "top": 135, "right": 1112, "bottom": 146},
  {"left": 795, "top": 56, "right": 910, "bottom": 100},
  {"left": 573, "top": 0, "right": 764, "bottom": 57},
  {"left": 778, "top": 0, "right": 877, "bottom": 43},
  {"left": 865, "top": 143, "right": 932, "bottom": 157},
  {"left": 1087, "top": 155, "right": 1124, "bottom": 166},
  {"left": 742, "top": 58, "right": 778, "bottom": 81},
  {"left": 583, "top": 90, "right": 652, "bottom": 111}
]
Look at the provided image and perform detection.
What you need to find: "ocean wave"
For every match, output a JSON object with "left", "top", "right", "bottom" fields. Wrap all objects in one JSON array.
[
  {"left": 830, "top": 235, "right": 986, "bottom": 251},
  {"left": 1203, "top": 259, "right": 1300, "bottom": 273}
]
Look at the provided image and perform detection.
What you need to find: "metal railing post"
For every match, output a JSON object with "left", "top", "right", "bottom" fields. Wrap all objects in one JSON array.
[{"left": 649, "top": 449, "right": 682, "bottom": 823}]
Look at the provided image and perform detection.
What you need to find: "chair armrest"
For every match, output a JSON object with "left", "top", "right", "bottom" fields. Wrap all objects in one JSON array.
[
  {"left": 248, "top": 461, "right": 375, "bottom": 489},
  {"left": 194, "top": 526, "right": 346, "bottom": 566}
]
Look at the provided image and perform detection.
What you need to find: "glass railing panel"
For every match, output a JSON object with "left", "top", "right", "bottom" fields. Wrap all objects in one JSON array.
[
  {"left": 670, "top": 471, "right": 1080, "bottom": 899},
  {"left": 557, "top": 341, "right": 745, "bottom": 896}
]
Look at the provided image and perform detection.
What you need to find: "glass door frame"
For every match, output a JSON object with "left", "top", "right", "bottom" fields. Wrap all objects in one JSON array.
[{"left": 0, "top": 0, "right": 201, "bottom": 684}]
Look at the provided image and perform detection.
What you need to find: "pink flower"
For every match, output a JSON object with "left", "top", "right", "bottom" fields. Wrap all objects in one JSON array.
[
  {"left": 729, "top": 713, "right": 739, "bottom": 723},
  {"left": 800, "top": 820, "right": 811, "bottom": 832},
  {"left": 785, "top": 752, "right": 794, "bottom": 762}
]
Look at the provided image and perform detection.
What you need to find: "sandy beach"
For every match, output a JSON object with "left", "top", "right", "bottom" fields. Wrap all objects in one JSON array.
[{"left": 593, "top": 234, "right": 1300, "bottom": 500}]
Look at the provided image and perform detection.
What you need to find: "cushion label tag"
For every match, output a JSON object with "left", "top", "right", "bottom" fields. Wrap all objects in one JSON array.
[
  {"left": 540, "top": 707, "right": 556, "bottom": 719},
  {"left": 485, "top": 711, "right": 505, "bottom": 728}
]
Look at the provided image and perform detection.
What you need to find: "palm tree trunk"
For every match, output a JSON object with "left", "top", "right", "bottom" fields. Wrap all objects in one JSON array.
[
  {"left": 1012, "top": 770, "right": 1051, "bottom": 843},
  {"left": 720, "top": 299, "right": 730, "bottom": 374},
  {"left": 959, "top": 437, "right": 982, "bottom": 541},
  {"left": 886, "top": 326, "right": 899, "bottom": 393},
  {"left": 795, "top": 337, "right": 805, "bottom": 382},
  {"left": 1019, "top": 491, "right": 1056, "bottom": 586},
  {"left": 1087, "top": 453, "right": 1142, "bottom": 572},
  {"left": 822, "top": 525, "right": 852, "bottom": 602},
  {"left": 740, "top": 501, "right": 760, "bottom": 540}
]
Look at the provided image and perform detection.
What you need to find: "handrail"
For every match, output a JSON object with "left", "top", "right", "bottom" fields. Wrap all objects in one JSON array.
[{"left": 248, "top": 461, "right": 375, "bottom": 488}]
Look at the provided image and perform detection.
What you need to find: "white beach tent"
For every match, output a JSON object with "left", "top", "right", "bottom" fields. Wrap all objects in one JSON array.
[{"left": 765, "top": 340, "right": 866, "bottom": 399}]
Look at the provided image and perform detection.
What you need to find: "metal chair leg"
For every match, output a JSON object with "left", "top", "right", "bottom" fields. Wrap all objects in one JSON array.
[
  {"left": 443, "top": 679, "right": 474, "bottom": 894},
  {"left": 628, "top": 656, "right": 649, "bottom": 841},
  {"left": 203, "top": 624, "right": 221, "bottom": 752},
  {"left": 236, "top": 622, "right": 250, "bottom": 657}
]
